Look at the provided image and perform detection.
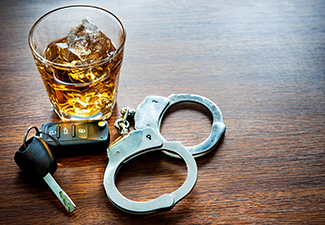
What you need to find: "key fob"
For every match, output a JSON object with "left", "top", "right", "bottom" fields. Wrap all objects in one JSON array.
[
  {"left": 39, "top": 120, "right": 110, "bottom": 156},
  {"left": 15, "top": 136, "right": 57, "bottom": 179}
]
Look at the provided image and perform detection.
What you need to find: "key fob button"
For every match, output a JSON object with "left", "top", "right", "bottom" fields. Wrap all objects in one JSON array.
[
  {"left": 60, "top": 124, "right": 72, "bottom": 140},
  {"left": 76, "top": 123, "right": 88, "bottom": 139},
  {"left": 48, "top": 125, "right": 60, "bottom": 139},
  {"left": 98, "top": 121, "right": 106, "bottom": 129}
]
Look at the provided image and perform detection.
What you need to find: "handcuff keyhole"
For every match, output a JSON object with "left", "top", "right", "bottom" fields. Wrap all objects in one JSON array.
[{"left": 160, "top": 102, "right": 213, "bottom": 147}]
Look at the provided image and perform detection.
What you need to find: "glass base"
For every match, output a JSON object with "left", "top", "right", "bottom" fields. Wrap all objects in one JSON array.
[{"left": 53, "top": 105, "right": 113, "bottom": 121}]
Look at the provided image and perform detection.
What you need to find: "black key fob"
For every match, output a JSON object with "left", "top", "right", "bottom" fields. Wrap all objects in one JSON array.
[
  {"left": 15, "top": 136, "right": 57, "bottom": 178},
  {"left": 40, "top": 120, "right": 110, "bottom": 156}
]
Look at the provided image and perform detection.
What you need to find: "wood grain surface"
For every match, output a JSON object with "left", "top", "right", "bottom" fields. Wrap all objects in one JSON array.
[{"left": 1, "top": 0, "right": 325, "bottom": 224}]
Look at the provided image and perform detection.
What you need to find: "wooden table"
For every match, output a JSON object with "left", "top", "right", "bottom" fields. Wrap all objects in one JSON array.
[{"left": 1, "top": 0, "right": 324, "bottom": 224}]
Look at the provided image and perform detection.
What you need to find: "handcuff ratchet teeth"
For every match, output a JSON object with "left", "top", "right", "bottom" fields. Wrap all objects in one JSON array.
[{"left": 103, "top": 94, "right": 225, "bottom": 215}]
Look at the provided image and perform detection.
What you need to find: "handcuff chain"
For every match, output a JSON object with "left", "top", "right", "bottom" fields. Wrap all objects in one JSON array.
[{"left": 114, "top": 107, "right": 136, "bottom": 135}]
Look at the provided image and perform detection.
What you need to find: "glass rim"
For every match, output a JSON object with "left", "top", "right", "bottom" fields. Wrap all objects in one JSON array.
[{"left": 28, "top": 5, "right": 126, "bottom": 69}]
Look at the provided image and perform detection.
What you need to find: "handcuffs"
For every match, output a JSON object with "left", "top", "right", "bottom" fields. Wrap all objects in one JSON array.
[{"left": 103, "top": 94, "right": 226, "bottom": 214}]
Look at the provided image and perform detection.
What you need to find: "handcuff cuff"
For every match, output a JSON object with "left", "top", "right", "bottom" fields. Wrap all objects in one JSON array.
[{"left": 103, "top": 94, "right": 226, "bottom": 214}]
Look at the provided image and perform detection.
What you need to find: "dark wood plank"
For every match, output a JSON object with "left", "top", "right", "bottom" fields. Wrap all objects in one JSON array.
[{"left": 1, "top": 0, "right": 325, "bottom": 224}]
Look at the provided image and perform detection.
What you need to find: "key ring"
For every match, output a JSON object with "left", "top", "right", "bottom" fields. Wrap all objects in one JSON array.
[
  {"left": 23, "top": 126, "right": 40, "bottom": 148},
  {"left": 134, "top": 94, "right": 226, "bottom": 158}
]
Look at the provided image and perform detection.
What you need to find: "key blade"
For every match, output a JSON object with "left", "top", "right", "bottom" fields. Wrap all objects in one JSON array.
[{"left": 43, "top": 173, "right": 76, "bottom": 212}]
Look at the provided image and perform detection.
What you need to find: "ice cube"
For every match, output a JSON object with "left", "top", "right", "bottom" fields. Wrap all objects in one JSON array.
[
  {"left": 43, "top": 39, "right": 79, "bottom": 65},
  {"left": 67, "top": 17, "right": 113, "bottom": 63}
]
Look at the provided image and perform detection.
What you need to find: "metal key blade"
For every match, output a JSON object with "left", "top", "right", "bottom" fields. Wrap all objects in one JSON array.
[{"left": 43, "top": 173, "right": 76, "bottom": 212}]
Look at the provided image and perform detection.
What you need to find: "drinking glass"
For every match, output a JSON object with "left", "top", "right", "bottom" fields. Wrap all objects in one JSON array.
[{"left": 28, "top": 5, "right": 126, "bottom": 120}]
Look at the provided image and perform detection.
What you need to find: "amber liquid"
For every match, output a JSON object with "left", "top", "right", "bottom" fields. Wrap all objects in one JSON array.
[{"left": 35, "top": 36, "right": 123, "bottom": 120}]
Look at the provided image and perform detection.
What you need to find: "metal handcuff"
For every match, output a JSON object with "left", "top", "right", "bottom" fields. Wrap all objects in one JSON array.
[{"left": 103, "top": 94, "right": 226, "bottom": 214}]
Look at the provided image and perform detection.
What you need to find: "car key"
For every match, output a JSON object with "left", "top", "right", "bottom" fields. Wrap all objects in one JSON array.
[
  {"left": 39, "top": 120, "right": 110, "bottom": 155},
  {"left": 14, "top": 126, "right": 76, "bottom": 212}
]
